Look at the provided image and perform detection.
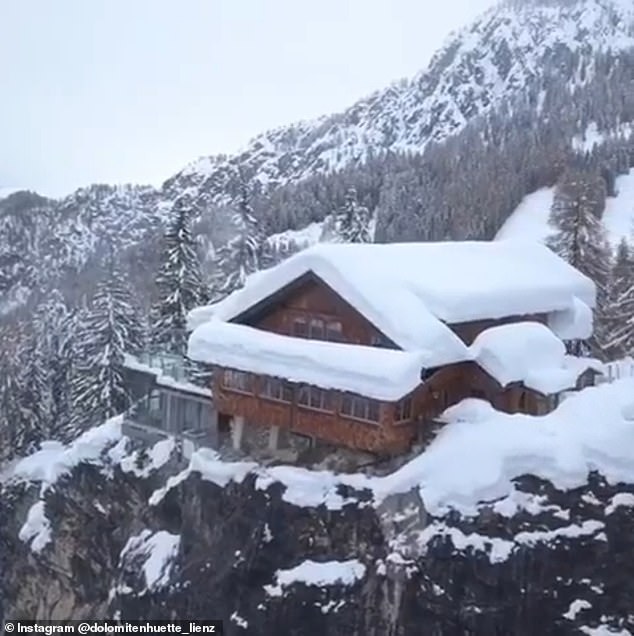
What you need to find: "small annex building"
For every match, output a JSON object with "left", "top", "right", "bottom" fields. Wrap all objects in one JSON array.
[{"left": 187, "top": 240, "right": 602, "bottom": 456}]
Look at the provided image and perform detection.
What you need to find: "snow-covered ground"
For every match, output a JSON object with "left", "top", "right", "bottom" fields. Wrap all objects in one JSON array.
[
  {"left": 267, "top": 222, "right": 325, "bottom": 250},
  {"left": 497, "top": 170, "right": 634, "bottom": 248},
  {"left": 495, "top": 188, "right": 555, "bottom": 243}
]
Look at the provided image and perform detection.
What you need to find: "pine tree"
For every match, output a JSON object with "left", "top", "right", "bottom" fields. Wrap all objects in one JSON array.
[
  {"left": 334, "top": 187, "right": 373, "bottom": 243},
  {"left": 603, "top": 239, "right": 634, "bottom": 358},
  {"left": 49, "top": 305, "right": 79, "bottom": 443},
  {"left": 151, "top": 196, "right": 206, "bottom": 353},
  {"left": 216, "top": 178, "right": 267, "bottom": 298},
  {"left": 16, "top": 326, "right": 52, "bottom": 444},
  {"left": 0, "top": 357, "right": 29, "bottom": 457},
  {"left": 72, "top": 263, "right": 145, "bottom": 431},
  {"left": 546, "top": 169, "right": 612, "bottom": 356}
]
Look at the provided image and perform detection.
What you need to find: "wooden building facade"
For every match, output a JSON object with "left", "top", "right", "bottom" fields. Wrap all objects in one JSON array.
[{"left": 205, "top": 273, "right": 592, "bottom": 456}]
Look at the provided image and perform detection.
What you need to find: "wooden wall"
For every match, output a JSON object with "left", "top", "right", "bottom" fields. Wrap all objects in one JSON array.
[
  {"left": 450, "top": 313, "right": 549, "bottom": 344},
  {"left": 240, "top": 276, "right": 394, "bottom": 346},
  {"left": 212, "top": 371, "right": 416, "bottom": 455}
]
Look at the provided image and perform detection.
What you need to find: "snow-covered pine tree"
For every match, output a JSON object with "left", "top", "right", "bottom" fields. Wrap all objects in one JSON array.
[
  {"left": 16, "top": 324, "right": 53, "bottom": 445},
  {"left": 37, "top": 291, "right": 80, "bottom": 443},
  {"left": 334, "top": 187, "right": 373, "bottom": 243},
  {"left": 72, "top": 261, "right": 145, "bottom": 431},
  {"left": 151, "top": 195, "right": 206, "bottom": 353},
  {"left": 215, "top": 177, "right": 267, "bottom": 298},
  {"left": 0, "top": 352, "right": 29, "bottom": 458},
  {"left": 603, "top": 238, "right": 634, "bottom": 359},
  {"left": 546, "top": 168, "right": 612, "bottom": 357}
]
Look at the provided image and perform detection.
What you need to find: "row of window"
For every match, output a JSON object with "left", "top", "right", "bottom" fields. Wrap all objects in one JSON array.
[
  {"left": 222, "top": 370, "right": 413, "bottom": 423},
  {"left": 291, "top": 315, "right": 397, "bottom": 350},
  {"left": 292, "top": 316, "right": 343, "bottom": 342}
]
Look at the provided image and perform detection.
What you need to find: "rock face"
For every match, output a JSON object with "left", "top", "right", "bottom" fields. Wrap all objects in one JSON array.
[{"left": 2, "top": 446, "right": 634, "bottom": 635}]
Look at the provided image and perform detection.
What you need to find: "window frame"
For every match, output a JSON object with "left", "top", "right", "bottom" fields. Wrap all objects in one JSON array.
[
  {"left": 292, "top": 317, "right": 308, "bottom": 338},
  {"left": 395, "top": 397, "right": 413, "bottom": 423},
  {"left": 222, "top": 369, "right": 253, "bottom": 394},
  {"left": 325, "top": 320, "right": 343, "bottom": 342},
  {"left": 370, "top": 333, "right": 392, "bottom": 349},
  {"left": 340, "top": 394, "right": 381, "bottom": 424},
  {"left": 297, "top": 385, "right": 333, "bottom": 413},
  {"left": 309, "top": 317, "right": 325, "bottom": 340},
  {"left": 260, "top": 377, "right": 294, "bottom": 404}
]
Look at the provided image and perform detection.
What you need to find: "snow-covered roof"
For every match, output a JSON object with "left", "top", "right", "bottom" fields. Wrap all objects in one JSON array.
[
  {"left": 471, "top": 322, "right": 603, "bottom": 395},
  {"left": 187, "top": 319, "right": 453, "bottom": 401},
  {"left": 191, "top": 241, "right": 596, "bottom": 349}
]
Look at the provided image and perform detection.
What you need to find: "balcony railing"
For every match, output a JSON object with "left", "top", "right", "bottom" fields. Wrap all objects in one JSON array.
[
  {"left": 137, "top": 350, "right": 188, "bottom": 383},
  {"left": 127, "top": 396, "right": 164, "bottom": 430}
]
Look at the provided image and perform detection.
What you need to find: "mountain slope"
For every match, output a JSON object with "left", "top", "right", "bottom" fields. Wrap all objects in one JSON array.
[
  {"left": 4, "top": 0, "right": 634, "bottom": 318},
  {"left": 167, "top": 0, "right": 634, "bottom": 198}
]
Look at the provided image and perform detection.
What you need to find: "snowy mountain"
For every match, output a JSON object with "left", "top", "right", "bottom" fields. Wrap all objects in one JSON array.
[
  {"left": 166, "top": 0, "right": 634, "bottom": 200},
  {"left": 4, "top": 0, "right": 634, "bottom": 316},
  {"left": 0, "top": 185, "right": 161, "bottom": 314}
]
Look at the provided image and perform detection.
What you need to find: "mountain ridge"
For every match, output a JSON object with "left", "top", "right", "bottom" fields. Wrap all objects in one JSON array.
[{"left": 3, "top": 0, "right": 634, "bottom": 317}]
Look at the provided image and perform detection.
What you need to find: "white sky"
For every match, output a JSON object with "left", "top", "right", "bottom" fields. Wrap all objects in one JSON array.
[{"left": 0, "top": 0, "right": 495, "bottom": 197}]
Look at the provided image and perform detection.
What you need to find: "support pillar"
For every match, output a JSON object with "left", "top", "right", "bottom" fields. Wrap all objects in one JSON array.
[
  {"left": 268, "top": 425, "right": 280, "bottom": 451},
  {"left": 208, "top": 407, "right": 219, "bottom": 449},
  {"left": 232, "top": 416, "right": 245, "bottom": 451}
]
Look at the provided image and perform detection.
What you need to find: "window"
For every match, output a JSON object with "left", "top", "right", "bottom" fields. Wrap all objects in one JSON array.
[
  {"left": 292, "top": 317, "right": 308, "bottom": 338},
  {"left": 326, "top": 320, "right": 343, "bottom": 342},
  {"left": 298, "top": 386, "right": 332, "bottom": 412},
  {"left": 222, "top": 369, "right": 253, "bottom": 393},
  {"left": 148, "top": 390, "right": 161, "bottom": 414},
  {"left": 309, "top": 318, "right": 324, "bottom": 339},
  {"left": 395, "top": 397, "right": 412, "bottom": 422},
  {"left": 341, "top": 395, "right": 381, "bottom": 423},
  {"left": 371, "top": 333, "right": 392, "bottom": 348},
  {"left": 261, "top": 377, "right": 294, "bottom": 403}
]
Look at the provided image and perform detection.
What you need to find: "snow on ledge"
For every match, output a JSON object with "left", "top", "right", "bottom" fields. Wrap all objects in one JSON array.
[
  {"left": 120, "top": 530, "right": 181, "bottom": 592},
  {"left": 19, "top": 501, "right": 52, "bottom": 553},
  {"left": 9, "top": 417, "right": 123, "bottom": 494},
  {"left": 264, "top": 559, "right": 366, "bottom": 597},
  {"left": 188, "top": 319, "right": 435, "bottom": 401},
  {"left": 120, "top": 438, "right": 176, "bottom": 478}
]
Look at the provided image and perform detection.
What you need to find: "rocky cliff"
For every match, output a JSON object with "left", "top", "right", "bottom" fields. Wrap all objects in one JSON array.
[{"left": 2, "top": 394, "right": 634, "bottom": 635}]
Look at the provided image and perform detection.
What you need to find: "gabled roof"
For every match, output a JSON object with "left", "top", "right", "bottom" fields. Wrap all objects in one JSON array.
[
  {"left": 471, "top": 322, "right": 604, "bottom": 396},
  {"left": 189, "top": 241, "right": 596, "bottom": 352}
]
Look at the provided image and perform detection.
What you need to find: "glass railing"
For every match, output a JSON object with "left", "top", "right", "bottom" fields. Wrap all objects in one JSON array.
[
  {"left": 127, "top": 397, "right": 164, "bottom": 429},
  {"left": 137, "top": 350, "right": 188, "bottom": 382}
]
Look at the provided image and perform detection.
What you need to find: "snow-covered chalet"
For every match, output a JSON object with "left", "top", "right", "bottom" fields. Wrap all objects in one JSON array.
[{"left": 183, "top": 240, "right": 603, "bottom": 456}]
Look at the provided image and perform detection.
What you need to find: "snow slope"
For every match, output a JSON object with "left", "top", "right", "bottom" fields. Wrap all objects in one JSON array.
[
  {"left": 497, "top": 170, "right": 634, "bottom": 248},
  {"left": 495, "top": 188, "right": 556, "bottom": 243}
]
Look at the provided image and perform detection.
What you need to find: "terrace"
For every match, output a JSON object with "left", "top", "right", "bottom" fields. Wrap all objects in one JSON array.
[{"left": 121, "top": 347, "right": 218, "bottom": 459}]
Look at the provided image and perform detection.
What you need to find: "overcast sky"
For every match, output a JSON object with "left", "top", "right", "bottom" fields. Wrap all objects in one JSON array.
[{"left": 1, "top": 0, "right": 495, "bottom": 197}]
